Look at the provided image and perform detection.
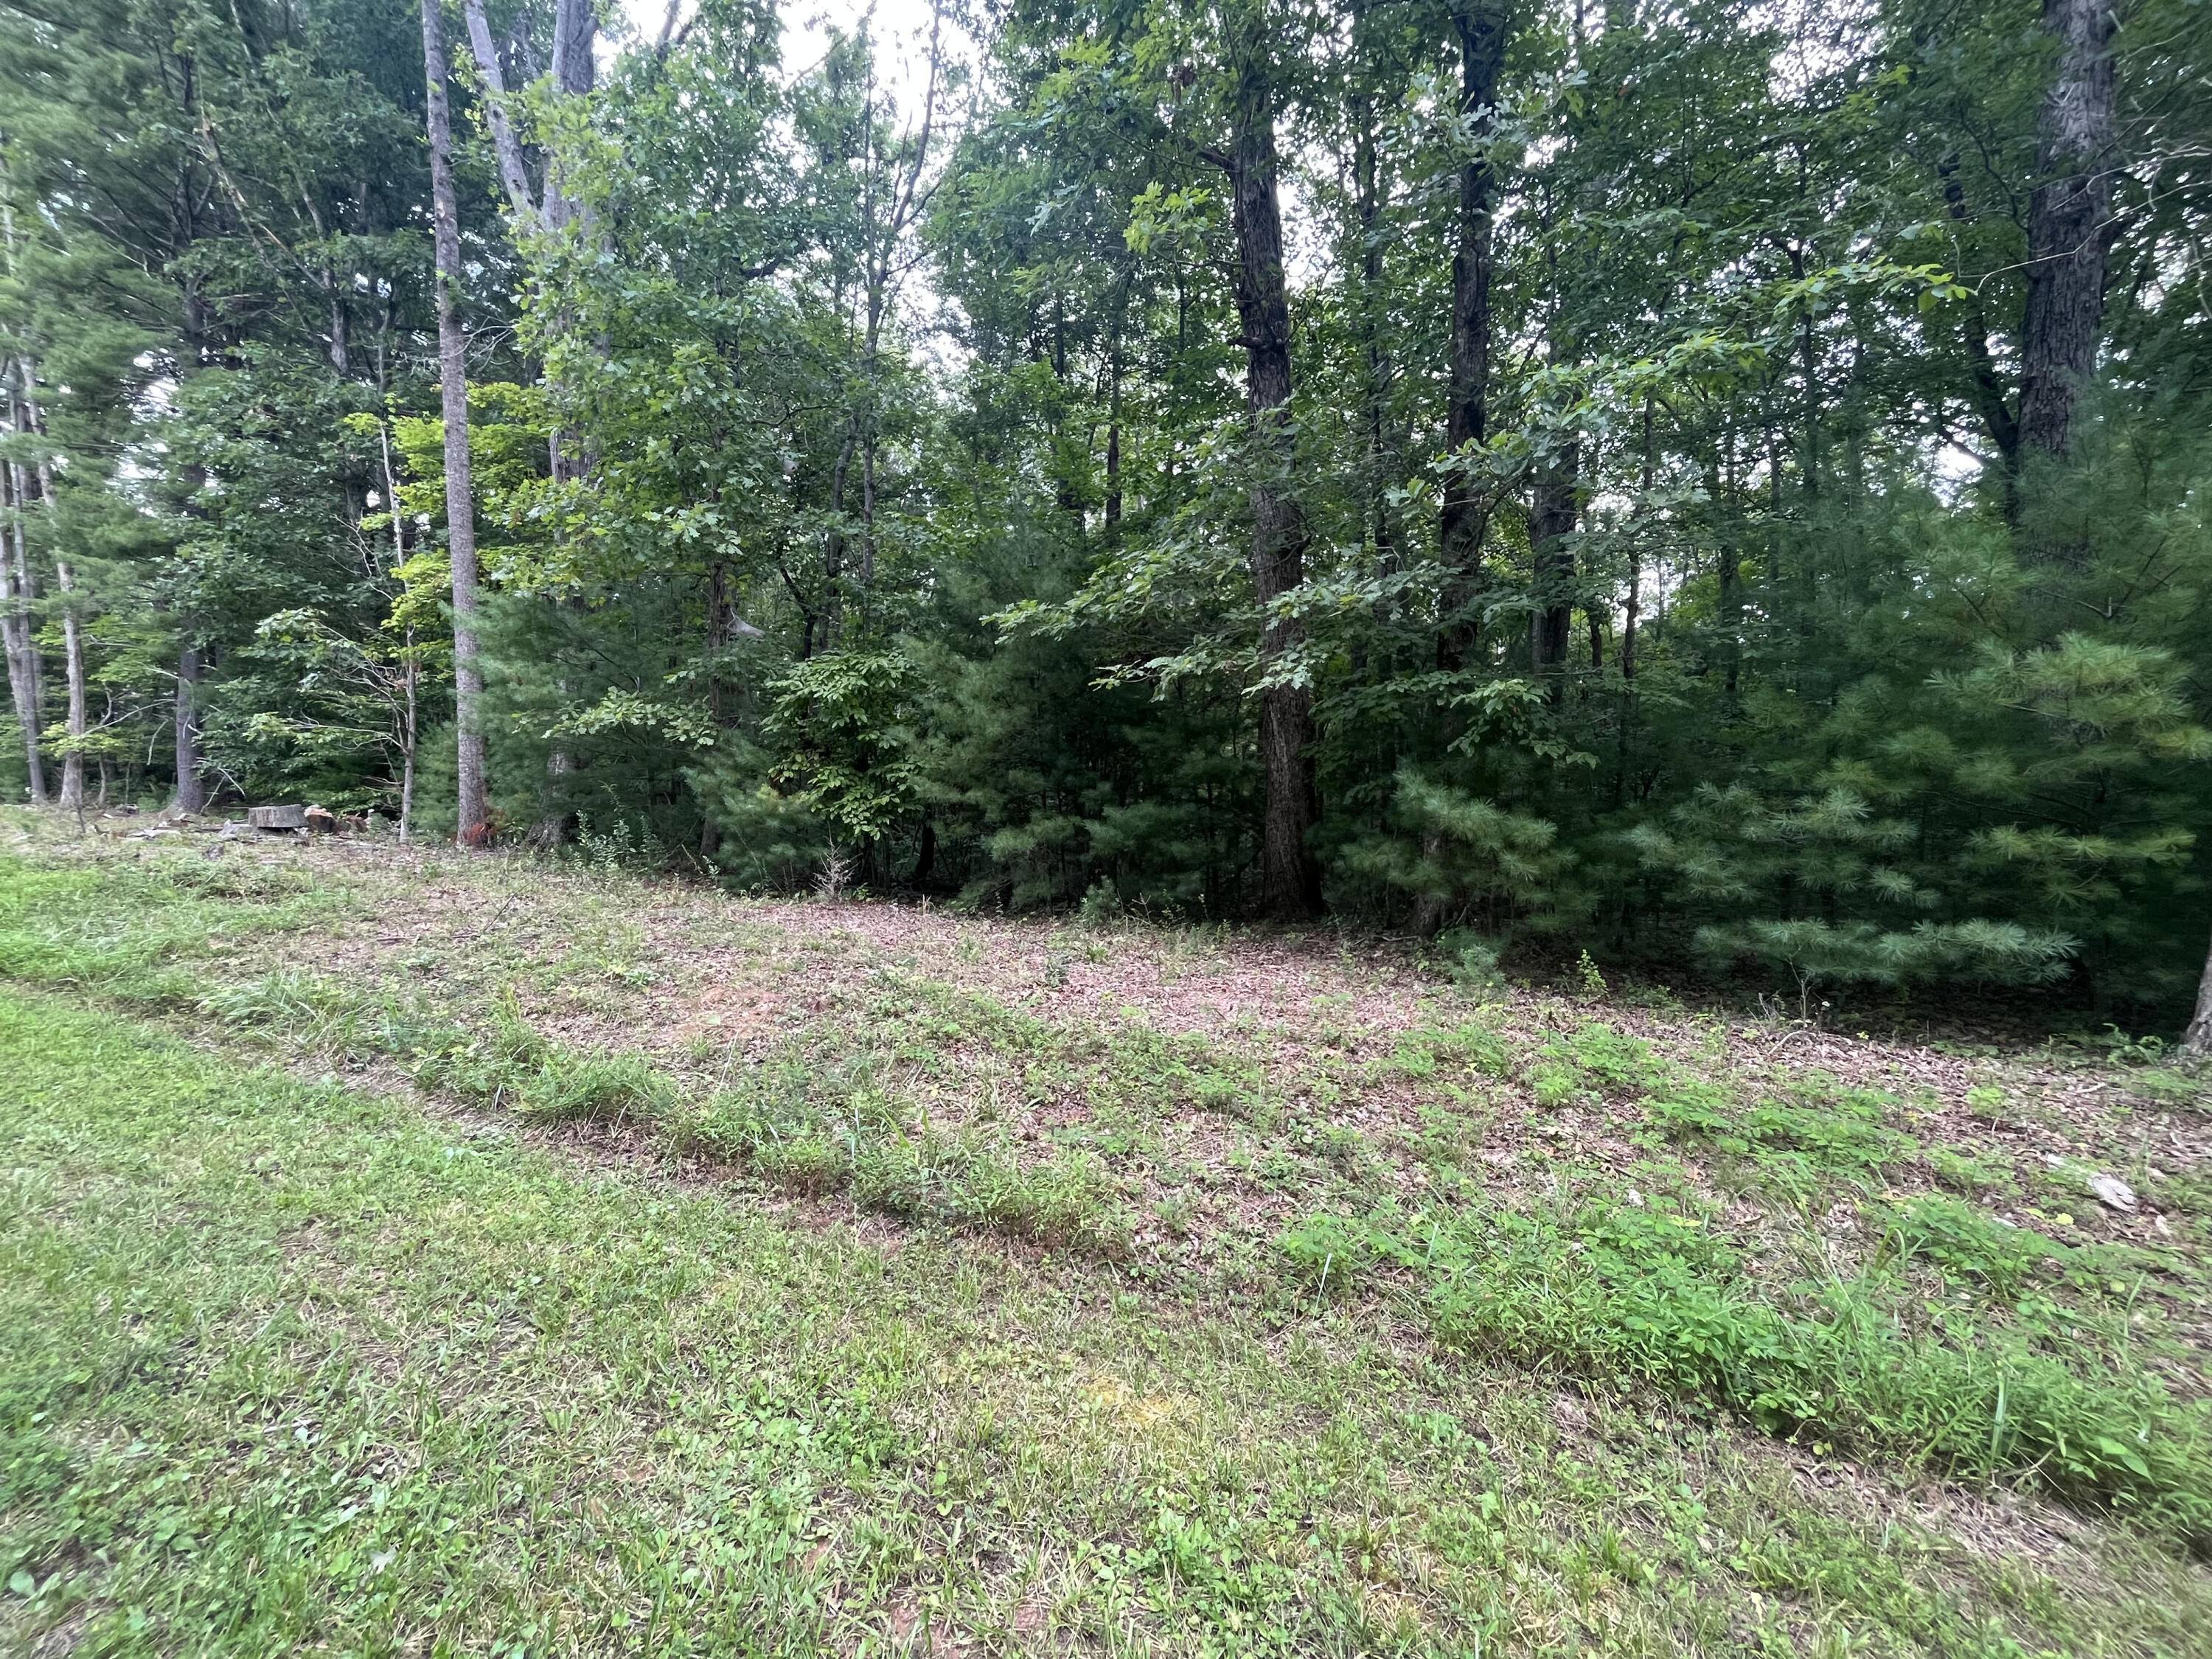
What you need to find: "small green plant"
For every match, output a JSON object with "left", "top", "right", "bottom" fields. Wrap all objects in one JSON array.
[
  {"left": 513, "top": 1050, "right": 675, "bottom": 1124},
  {"left": 1435, "top": 928, "right": 1508, "bottom": 991},
  {"left": 754, "top": 1133, "right": 847, "bottom": 1195},
  {"left": 1646, "top": 1079, "right": 1914, "bottom": 1190},
  {"left": 1528, "top": 1023, "right": 1661, "bottom": 1098},
  {"left": 1883, "top": 1195, "right": 2062, "bottom": 1299},
  {"left": 1575, "top": 950, "right": 1608, "bottom": 998},
  {"left": 1077, "top": 880, "right": 1122, "bottom": 928},
  {"left": 1391, "top": 1019, "right": 1510, "bottom": 1083},
  {"left": 1928, "top": 1146, "right": 2016, "bottom": 1194}
]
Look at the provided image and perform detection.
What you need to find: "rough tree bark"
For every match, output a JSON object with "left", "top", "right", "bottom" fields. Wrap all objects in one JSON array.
[
  {"left": 1528, "top": 444, "right": 1577, "bottom": 697},
  {"left": 422, "top": 0, "right": 489, "bottom": 842},
  {"left": 0, "top": 451, "right": 43, "bottom": 803},
  {"left": 1438, "top": 0, "right": 1510, "bottom": 657},
  {"left": 1203, "top": 15, "right": 1324, "bottom": 919},
  {"left": 2185, "top": 924, "right": 2212, "bottom": 1061},
  {"left": 462, "top": 0, "right": 599, "bottom": 847},
  {"left": 2018, "top": 0, "right": 2118, "bottom": 473},
  {"left": 52, "top": 554, "right": 84, "bottom": 812},
  {"left": 173, "top": 644, "right": 204, "bottom": 814},
  {"left": 17, "top": 375, "right": 88, "bottom": 811}
]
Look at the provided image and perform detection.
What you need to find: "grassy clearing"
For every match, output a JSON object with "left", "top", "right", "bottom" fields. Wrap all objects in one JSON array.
[
  {"left": 3, "top": 814, "right": 2212, "bottom": 1652},
  {"left": 5, "top": 990, "right": 2210, "bottom": 1657}
]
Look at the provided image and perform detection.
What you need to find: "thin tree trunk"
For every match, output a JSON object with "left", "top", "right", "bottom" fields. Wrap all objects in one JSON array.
[
  {"left": 0, "top": 456, "right": 43, "bottom": 803},
  {"left": 1349, "top": 30, "right": 1396, "bottom": 571},
  {"left": 1938, "top": 153, "right": 2022, "bottom": 516},
  {"left": 1438, "top": 0, "right": 1510, "bottom": 658},
  {"left": 400, "top": 625, "right": 418, "bottom": 843},
  {"left": 0, "top": 211, "right": 44, "bottom": 804},
  {"left": 1529, "top": 444, "right": 1577, "bottom": 698},
  {"left": 1208, "top": 17, "right": 1322, "bottom": 919},
  {"left": 174, "top": 644, "right": 204, "bottom": 813},
  {"left": 423, "top": 0, "right": 489, "bottom": 842},
  {"left": 821, "top": 430, "right": 855, "bottom": 650},
  {"left": 2018, "top": 0, "right": 2118, "bottom": 473},
  {"left": 53, "top": 556, "right": 84, "bottom": 811},
  {"left": 26, "top": 401, "right": 86, "bottom": 810}
]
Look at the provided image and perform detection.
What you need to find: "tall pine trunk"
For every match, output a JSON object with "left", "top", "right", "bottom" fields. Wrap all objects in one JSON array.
[
  {"left": 1, "top": 453, "right": 43, "bottom": 803},
  {"left": 2018, "top": 0, "right": 2118, "bottom": 476},
  {"left": 1438, "top": 0, "right": 1509, "bottom": 657},
  {"left": 173, "top": 644, "right": 204, "bottom": 813},
  {"left": 1529, "top": 444, "right": 1577, "bottom": 695},
  {"left": 422, "top": 0, "right": 489, "bottom": 842},
  {"left": 24, "top": 390, "right": 86, "bottom": 810},
  {"left": 1206, "top": 16, "right": 1322, "bottom": 919},
  {"left": 54, "top": 560, "right": 84, "bottom": 811}
]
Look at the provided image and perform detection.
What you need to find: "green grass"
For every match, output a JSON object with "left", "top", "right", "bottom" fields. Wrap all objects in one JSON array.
[
  {"left": 1281, "top": 1192, "right": 2212, "bottom": 1543},
  {"left": 4, "top": 821, "right": 2212, "bottom": 1652},
  {"left": 0, "top": 997, "right": 2199, "bottom": 1654}
]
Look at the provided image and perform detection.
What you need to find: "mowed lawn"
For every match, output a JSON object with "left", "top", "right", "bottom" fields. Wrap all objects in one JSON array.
[{"left": 1, "top": 824, "right": 2211, "bottom": 1654}]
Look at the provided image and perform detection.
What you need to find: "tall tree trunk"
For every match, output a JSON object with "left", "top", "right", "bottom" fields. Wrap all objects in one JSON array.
[
  {"left": 400, "top": 627, "right": 418, "bottom": 843},
  {"left": 2018, "top": 0, "right": 2118, "bottom": 474},
  {"left": 1438, "top": 0, "right": 1510, "bottom": 657},
  {"left": 1209, "top": 18, "right": 1323, "bottom": 919},
  {"left": 1349, "top": 29, "right": 1397, "bottom": 571},
  {"left": 2183, "top": 925, "right": 2212, "bottom": 1060},
  {"left": 173, "top": 644, "right": 204, "bottom": 813},
  {"left": 2181, "top": 907, "right": 2212, "bottom": 1057},
  {"left": 1528, "top": 444, "right": 1577, "bottom": 698},
  {"left": 53, "top": 552, "right": 84, "bottom": 813},
  {"left": 423, "top": 0, "right": 489, "bottom": 842},
  {"left": 2, "top": 455, "right": 44, "bottom": 803},
  {"left": 24, "top": 403, "right": 86, "bottom": 812}
]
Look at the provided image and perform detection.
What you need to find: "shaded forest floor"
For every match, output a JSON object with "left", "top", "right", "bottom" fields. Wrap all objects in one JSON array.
[{"left": 3, "top": 808, "right": 2211, "bottom": 1656}]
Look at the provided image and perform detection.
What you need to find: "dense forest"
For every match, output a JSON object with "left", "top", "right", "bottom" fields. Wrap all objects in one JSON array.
[{"left": 1, "top": 0, "right": 2210, "bottom": 1042}]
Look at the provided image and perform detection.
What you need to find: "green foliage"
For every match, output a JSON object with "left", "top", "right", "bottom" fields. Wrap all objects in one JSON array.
[
  {"left": 1883, "top": 1196, "right": 2062, "bottom": 1300},
  {"left": 762, "top": 650, "right": 925, "bottom": 844},
  {"left": 1340, "top": 772, "right": 1575, "bottom": 936},
  {"left": 1283, "top": 1195, "right": 2212, "bottom": 1545},
  {"left": 7, "top": 0, "right": 2212, "bottom": 1045}
]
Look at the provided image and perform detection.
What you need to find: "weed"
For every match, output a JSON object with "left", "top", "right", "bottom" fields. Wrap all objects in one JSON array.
[
  {"left": 513, "top": 1050, "right": 675, "bottom": 1124},
  {"left": 1966, "top": 1083, "right": 2009, "bottom": 1121},
  {"left": 1279, "top": 1194, "right": 2212, "bottom": 1545},
  {"left": 1644, "top": 1079, "right": 1915, "bottom": 1197},
  {"left": 1929, "top": 1146, "right": 2018, "bottom": 1194},
  {"left": 1883, "top": 1195, "right": 2062, "bottom": 1300},
  {"left": 1390, "top": 1019, "right": 1510, "bottom": 1083},
  {"left": 1077, "top": 880, "right": 1121, "bottom": 928}
]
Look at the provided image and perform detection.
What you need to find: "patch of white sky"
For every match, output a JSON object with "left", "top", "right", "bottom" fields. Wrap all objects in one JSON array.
[
  {"left": 615, "top": 0, "right": 956, "bottom": 101},
  {"left": 611, "top": 3, "right": 1990, "bottom": 499},
  {"left": 615, "top": 0, "right": 975, "bottom": 374}
]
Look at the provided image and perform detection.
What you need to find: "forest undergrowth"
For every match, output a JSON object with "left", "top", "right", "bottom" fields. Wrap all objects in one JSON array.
[{"left": 3, "top": 807, "right": 2211, "bottom": 1655}]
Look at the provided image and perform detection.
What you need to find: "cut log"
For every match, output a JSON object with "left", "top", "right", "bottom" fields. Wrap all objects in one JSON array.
[{"left": 248, "top": 804, "right": 309, "bottom": 831}]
